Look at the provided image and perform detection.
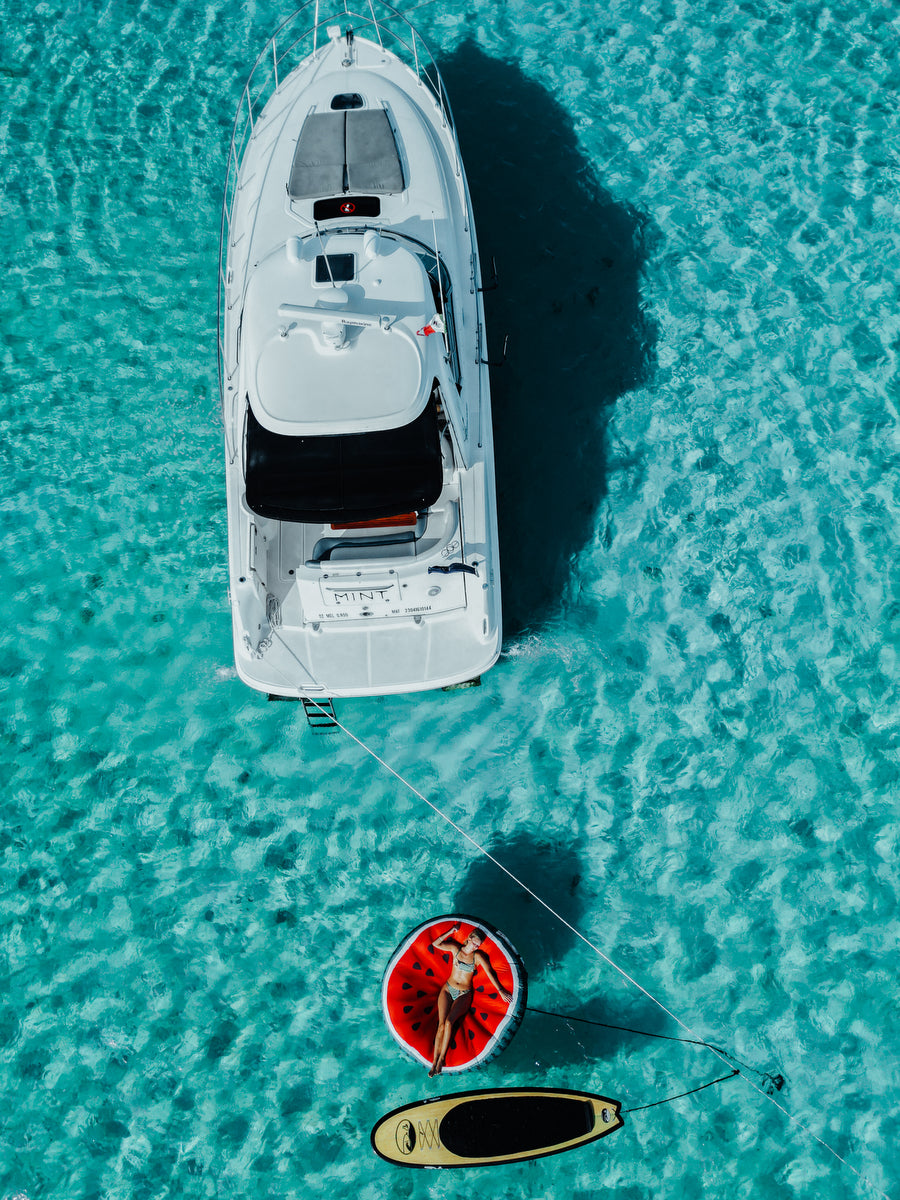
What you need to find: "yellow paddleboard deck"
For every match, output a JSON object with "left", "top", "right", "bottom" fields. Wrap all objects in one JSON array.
[{"left": 371, "top": 1086, "right": 624, "bottom": 1168}]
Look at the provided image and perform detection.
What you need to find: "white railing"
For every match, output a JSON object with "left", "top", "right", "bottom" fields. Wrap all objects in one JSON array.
[{"left": 216, "top": 0, "right": 455, "bottom": 406}]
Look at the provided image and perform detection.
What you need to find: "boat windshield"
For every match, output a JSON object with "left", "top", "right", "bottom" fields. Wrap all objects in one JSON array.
[
  {"left": 245, "top": 398, "right": 443, "bottom": 524},
  {"left": 418, "top": 251, "right": 461, "bottom": 391}
]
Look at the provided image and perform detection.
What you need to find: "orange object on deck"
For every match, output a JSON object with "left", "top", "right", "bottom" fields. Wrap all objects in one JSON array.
[{"left": 331, "top": 512, "right": 418, "bottom": 530}]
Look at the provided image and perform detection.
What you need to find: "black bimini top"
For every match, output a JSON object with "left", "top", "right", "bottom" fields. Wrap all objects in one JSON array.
[{"left": 245, "top": 400, "right": 443, "bottom": 524}]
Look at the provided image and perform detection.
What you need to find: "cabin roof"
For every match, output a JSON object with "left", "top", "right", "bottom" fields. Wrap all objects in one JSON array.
[{"left": 243, "top": 232, "right": 442, "bottom": 436}]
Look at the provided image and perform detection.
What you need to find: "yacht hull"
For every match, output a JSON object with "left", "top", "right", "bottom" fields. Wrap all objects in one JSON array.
[{"left": 218, "top": 5, "right": 501, "bottom": 698}]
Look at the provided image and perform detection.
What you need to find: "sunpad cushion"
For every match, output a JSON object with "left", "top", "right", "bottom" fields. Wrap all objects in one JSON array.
[
  {"left": 346, "top": 109, "right": 404, "bottom": 193},
  {"left": 288, "top": 108, "right": 404, "bottom": 199},
  {"left": 288, "top": 112, "right": 345, "bottom": 199}
]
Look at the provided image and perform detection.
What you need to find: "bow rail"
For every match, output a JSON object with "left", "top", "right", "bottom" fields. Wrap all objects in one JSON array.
[{"left": 216, "top": 0, "right": 455, "bottom": 408}]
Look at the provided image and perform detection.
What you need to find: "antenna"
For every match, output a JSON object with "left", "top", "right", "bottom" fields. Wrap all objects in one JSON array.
[{"left": 313, "top": 220, "right": 336, "bottom": 286}]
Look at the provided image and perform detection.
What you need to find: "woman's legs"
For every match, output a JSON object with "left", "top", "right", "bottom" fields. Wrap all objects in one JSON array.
[
  {"left": 429, "top": 987, "right": 453, "bottom": 1076},
  {"left": 432, "top": 989, "right": 472, "bottom": 1075}
]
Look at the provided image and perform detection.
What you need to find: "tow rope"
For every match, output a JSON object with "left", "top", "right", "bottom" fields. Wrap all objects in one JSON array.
[{"left": 302, "top": 698, "right": 889, "bottom": 1200}]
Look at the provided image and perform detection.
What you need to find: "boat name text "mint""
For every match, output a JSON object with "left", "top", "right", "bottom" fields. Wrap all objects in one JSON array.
[{"left": 326, "top": 589, "right": 394, "bottom": 603}]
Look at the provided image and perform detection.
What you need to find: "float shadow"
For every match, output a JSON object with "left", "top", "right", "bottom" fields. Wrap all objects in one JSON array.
[{"left": 451, "top": 830, "right": 585, "bottom": 975}]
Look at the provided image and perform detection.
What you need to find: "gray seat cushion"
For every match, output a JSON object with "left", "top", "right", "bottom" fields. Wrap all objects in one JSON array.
[
  {"left": 288, "top": 112, "right": 346, "bottom": 199},
  {"left": 289, "top": 108, "right": 405, "bottom": 200},
  {"left": 346, "top": 109, "right": 404, "bottom": 193}
]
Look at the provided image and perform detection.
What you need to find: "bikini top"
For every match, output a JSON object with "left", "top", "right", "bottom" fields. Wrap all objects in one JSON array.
[{"left": 455, "top": 953, "right": 476, "bottom": 974}]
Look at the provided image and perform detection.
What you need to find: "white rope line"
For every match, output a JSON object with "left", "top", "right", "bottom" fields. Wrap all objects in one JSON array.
[{"left": 308, "top": 699, "right": 890, "bottom": 1200}]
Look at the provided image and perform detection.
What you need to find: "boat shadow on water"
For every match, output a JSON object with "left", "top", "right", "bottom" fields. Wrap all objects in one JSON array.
[{"left": 440, "top": 44, "right": 658, "bottom": 636}]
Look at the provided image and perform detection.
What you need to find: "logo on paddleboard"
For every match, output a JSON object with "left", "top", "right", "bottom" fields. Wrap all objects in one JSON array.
[
  {"left": 395, "top": 1119, "right": 416, "bottom": 1155},
  {"left": 417, "top": 1118, "right": 440, "bottom": 1148},
  {"left": 340, "top": 201, "right": 356, "bottom": 214}
]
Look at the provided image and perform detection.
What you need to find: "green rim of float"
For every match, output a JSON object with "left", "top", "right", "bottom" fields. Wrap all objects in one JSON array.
[{"left": 381, "top": 914, "right": 527, "bottom": 1072}]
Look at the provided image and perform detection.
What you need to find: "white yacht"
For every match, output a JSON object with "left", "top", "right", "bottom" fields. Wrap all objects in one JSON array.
[{"left": 218, "top": 3, "right": 501, "bottom": 700}]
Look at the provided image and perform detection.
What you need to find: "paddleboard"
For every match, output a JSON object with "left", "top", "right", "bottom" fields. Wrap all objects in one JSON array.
[{"left": 371, "top": 1086, "right": 624, "bottom": 1168}]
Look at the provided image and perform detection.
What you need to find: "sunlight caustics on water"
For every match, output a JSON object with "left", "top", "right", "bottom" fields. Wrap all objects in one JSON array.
[{"left": 1, "top": 0, "right": 899, "bottom": 1196}]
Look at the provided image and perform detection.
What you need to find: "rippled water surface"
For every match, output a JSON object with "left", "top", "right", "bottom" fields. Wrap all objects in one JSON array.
[{"left": 2, "top": 0, "right": 899, "bottom": 1196}]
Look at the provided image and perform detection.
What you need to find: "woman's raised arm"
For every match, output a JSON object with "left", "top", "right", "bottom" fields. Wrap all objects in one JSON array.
[{"left": 431, "top": 922, "right": 461, "bottom": 949}]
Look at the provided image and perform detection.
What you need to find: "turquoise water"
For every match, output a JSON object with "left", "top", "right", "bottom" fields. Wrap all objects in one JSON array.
[{"left": 2, "top": 0, "right": 899, "bottom": 1196}]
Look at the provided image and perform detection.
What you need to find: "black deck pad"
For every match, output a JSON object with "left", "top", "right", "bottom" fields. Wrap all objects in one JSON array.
[
  {"left": 440, "top": 1096, "right": 595, "bottom": 1158},
  {"left": 313, "top": 195, "right": 381, "bottom": 220}
]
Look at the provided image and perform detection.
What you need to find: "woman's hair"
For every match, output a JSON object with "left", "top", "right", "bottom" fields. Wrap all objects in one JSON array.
[{"left": 470, "top": 927, "right": 487, "bottom": 943}]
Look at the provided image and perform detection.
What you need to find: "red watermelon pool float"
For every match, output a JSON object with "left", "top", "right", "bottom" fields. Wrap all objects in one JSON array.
[{"left": 382, "top": 914, "right": 527, "bottom": 1073}]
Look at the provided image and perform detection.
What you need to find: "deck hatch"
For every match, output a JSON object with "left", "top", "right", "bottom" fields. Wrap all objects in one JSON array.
[
  {"left": 331, "top": 92, "right": 364, "bottom": 110},
  {"left": 315, "top": 253, "right": 355, "bottom": 283}
]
